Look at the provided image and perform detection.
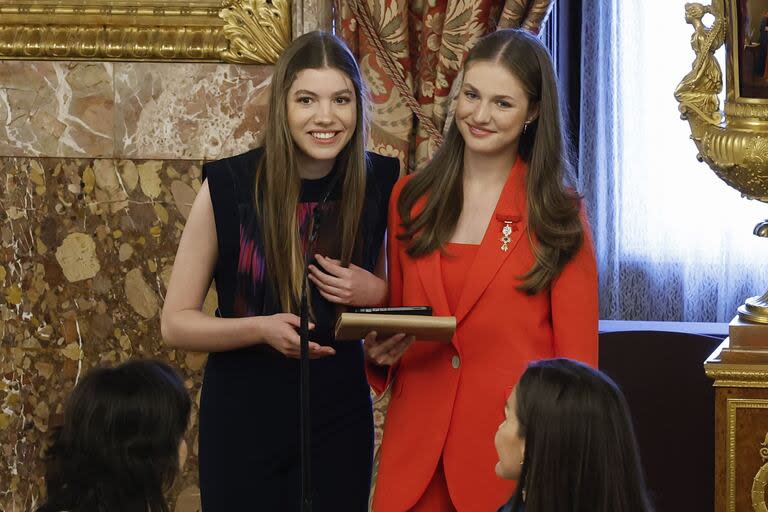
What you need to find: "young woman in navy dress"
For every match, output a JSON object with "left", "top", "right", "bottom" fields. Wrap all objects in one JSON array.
[{"left": 161, "top": 32, "right": 399, "bottom": 511}]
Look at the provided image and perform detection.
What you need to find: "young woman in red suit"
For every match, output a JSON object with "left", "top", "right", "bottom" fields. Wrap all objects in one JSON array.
[{"left": 360, "top": 28, "right": 597, "bottom": 511}]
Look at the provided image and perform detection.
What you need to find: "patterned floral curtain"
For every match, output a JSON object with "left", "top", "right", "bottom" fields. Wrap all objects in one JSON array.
[{"left": 336, "top": 0, "right": 554, "bottom": 172}]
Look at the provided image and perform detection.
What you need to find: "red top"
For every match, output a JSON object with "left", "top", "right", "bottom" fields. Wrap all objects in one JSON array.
[{"left": 441, "top": 242, "right": 480, "bottom": 314}]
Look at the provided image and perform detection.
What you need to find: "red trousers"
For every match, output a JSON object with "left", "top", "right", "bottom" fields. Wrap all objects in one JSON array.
[{"left": 409, "top": 459, "right": 457, "bottom": 511}]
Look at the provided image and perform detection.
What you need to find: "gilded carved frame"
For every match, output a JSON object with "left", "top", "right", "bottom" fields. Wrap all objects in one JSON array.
[{"left": 0, "top": 1, "right": 291, "bottom": 63}]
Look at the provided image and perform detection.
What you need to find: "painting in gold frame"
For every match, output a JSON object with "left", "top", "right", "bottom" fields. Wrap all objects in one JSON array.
[
  {"left": 0, "top": 0, "right": 291, "bottom": 64},
  {"left": 732, "top": 0, "right": 768, "bottom": 98}
]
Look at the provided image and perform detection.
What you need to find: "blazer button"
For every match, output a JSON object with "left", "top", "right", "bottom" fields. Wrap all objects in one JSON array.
[{"left": 451, "top": 355, "right": 460, "bottom": 369}]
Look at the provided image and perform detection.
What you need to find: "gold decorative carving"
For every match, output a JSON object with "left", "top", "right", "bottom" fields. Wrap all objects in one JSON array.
[
  {"left": 675, "top": 2, "right": 725, "bottom": 125},
  {"left": 220, "top": 0, "right": 292, "bottom": 63},
  {"left": 705, "top": 362, "right": 768, "bottom": 386},
  {"left": 0, "top": 1, "right": 290, "bottom": 63},
  {"left": 752, "top": 432, "right": 768, "bottom": 512},
  {"left": 0, "top": 25, "right": 226, "bottom": 61},
  {"left": 725, "top": 101, "right": 768, "bottom": 119},
  {"left": 739, "top": 290, "right": 768, "bottom": 325},
  {"left": 727, "top": 399, "right": 768, "bottom": 512},
  {"left": 675, "top": 1, "right": 768, "bottom": 324}
]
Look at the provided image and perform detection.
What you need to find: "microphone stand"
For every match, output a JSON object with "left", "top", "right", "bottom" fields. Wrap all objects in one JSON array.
[
  {"left": 299, "top": 263, "right": 312, "bottom": 512},
  {"left": 298, "top": 171, "right": 340, "bottom": 512}
]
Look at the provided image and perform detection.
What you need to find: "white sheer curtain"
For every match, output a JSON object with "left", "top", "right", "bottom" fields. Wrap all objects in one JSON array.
[{"left": 580, "top": 0, "right": 768, "bottom": 322}]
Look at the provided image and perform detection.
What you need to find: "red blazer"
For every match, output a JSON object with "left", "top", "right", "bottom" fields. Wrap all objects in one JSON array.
[{"left": 368, "top": 158, "right": 599, "bottom": 512}]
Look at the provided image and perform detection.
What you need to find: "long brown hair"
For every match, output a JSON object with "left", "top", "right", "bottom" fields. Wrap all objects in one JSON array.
[
  {"left": 397, "top": 29, "right": 583, "bottom": 294},
  {"left": 509, "top": 359, "right": 653, "bottom": 511},
  {"left": 256, "top": 31, "right": 368, "bottom": 313}
]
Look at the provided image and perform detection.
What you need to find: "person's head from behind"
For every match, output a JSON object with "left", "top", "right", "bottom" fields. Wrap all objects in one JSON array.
[
  {"left": 258, "top": 31, "right": 368, "bottom": 314},
  {"left": 495, "top": 358, "right": 652, "bottom": 512},
  {"left": 40, "top": 359, "right": 191, "bottom": 512}
]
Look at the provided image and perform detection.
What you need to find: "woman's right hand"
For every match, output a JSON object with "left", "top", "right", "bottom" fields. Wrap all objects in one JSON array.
[
  {"left": 363, "top": 331, "right": 414, "bottom": 366},
  {"left": 257, "top": 313, "right": 336, "bottom": 359}
]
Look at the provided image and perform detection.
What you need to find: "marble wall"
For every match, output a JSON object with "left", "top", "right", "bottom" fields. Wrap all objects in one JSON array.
[
  {"left": 0, "top": 61, "right": 271, "bottom": 161},
  {"left": 0, "top": 53, "right": 397, "bottom": 512},
  {"left": 0, "top": 60, "right": 272, "bottom": 511}
]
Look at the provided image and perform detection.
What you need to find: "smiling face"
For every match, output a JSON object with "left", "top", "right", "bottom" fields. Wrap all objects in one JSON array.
[
  {"left": 495, "top": 386, "right": 526, "bottom": 480},
  {"left": 455, "top": 60, "right": 537, "bottom": 159},
  {"left": 286, "top": 67, "right": 357, "bottom": 174}
]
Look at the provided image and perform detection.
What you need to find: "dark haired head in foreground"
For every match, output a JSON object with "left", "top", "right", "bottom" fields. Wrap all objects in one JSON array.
[
  {"left": 37, "top": 359, "right": 191, "bottom": 512},
  {"left": 496, "top": 358, "right": 653, "bottom": 512}
]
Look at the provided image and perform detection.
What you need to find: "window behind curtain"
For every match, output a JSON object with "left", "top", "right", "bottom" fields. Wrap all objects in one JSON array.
[{"left": 580, "top": 0, "right": 768, "bottom": 322}]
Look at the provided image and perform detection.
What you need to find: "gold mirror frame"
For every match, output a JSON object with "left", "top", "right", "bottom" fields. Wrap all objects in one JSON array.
[{"left": 0, "top": 0, "right": 291, "bottom": 63}]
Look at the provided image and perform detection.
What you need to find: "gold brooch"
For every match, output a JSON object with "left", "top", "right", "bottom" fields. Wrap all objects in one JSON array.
[{"left": 500, "top": 221, "right": 513, "bottom": 252}]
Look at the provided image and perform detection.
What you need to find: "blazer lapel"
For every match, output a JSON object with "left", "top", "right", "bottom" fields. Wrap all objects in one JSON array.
[
  {"left": 415, "top": 250, "right": 451, "bottom": 317},
  {"left": 408, "top": 194, "right": 451, "bottom": 317},
  {"left": 453, "top": 158, "right": 527, "bottom": 325}
]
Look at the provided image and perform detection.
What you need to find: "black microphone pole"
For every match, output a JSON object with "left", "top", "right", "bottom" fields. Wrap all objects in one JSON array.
[
  {"left": 298, "top": 171, "right": 339, "bottom": 512},
  {"left": 299, "top": 262, "right": 312, "bottom": 512}
]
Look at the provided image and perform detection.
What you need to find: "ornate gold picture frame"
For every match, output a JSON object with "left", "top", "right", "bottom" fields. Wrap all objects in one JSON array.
[
  {"left": 0, "top": 0, "right": 291, "bottom": 63},
  {"left": 726, "top": 0, "right": 768, "bottom": 107}
]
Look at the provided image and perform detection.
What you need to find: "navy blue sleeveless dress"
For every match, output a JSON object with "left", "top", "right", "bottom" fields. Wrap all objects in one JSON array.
[{"left": 198, "top": 148, "right": 398, "bottom": 511}]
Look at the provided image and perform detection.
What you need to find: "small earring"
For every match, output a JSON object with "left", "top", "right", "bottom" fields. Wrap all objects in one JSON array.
[{"left": 523, "top": 122, "right": 529, "bottom": 134}]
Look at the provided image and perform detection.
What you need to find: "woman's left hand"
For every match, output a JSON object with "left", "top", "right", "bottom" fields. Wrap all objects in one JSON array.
[{"left": 308, "top": 254, "right": 386, "bottom": 306}]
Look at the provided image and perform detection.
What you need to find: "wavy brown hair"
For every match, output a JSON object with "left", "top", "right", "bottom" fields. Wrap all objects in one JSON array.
[
  {"left": 256, "top": 31, "right": 368, "bottom": 313},
  {"left": 397, "top": 29, "right": 582, "bottom": 294}
]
